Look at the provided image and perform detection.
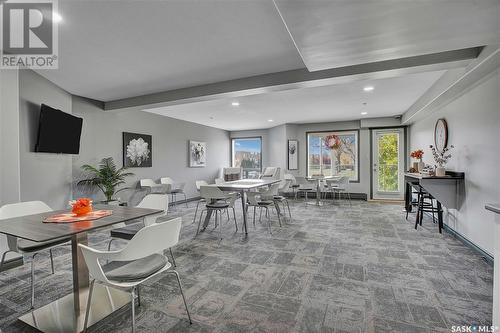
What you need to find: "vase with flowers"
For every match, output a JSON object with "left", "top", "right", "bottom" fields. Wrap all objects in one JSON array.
[
  {"left": 430, "top": 144, "right": 454, "bottom": 176},
  {"left": 410, "top": 149, "right": 424, "bottom": 172},
  {"left": 70, "top": 198, "right": 93, "bottom": 216}
]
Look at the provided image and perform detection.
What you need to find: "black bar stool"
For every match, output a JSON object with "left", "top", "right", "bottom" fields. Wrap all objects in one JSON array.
[{"left": 414, "top": 186, "right": 443, "bottom": 233}]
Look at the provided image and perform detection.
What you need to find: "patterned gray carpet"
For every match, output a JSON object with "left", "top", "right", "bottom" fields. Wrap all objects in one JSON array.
[{"left": 0, "top": 199, "right": 493, "bottom": 332}]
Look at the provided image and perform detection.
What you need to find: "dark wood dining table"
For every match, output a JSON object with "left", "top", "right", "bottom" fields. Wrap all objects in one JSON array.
[
  {"left": 0, "top": 204, "right": 162, "bottom": 333},
  {"left": 201, "top": 179, "right": 282, "bottom": 237}
]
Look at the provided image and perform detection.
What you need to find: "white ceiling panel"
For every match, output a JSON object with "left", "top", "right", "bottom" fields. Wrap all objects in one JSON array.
[
  {"left": 274, "top": 0, "right": 500, "bottom": 71},
  {"left": 144, "top": 70, "right": 444, "bottom": 131},
  {"left": 36, "top": 0, "right": 304, "bottom": 101}
]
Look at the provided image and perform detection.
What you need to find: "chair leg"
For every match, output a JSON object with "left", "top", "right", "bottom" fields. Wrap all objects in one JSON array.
[
  {"left": 232, "top": 208, "right": 238, "bottom": 232},
  {"left": 266, "top": 208, "right": 272, "bottom": 235},
  {"left": 193, "top": 200, "right": 201, "bottom": 224},
  {"left": 274, "top": 202, "right": 282, "bottom": 227},
  {"left": 49, "top": 249, "right": 55, "bottom": 274},
  {"left": 195, "top": 210, "right": 206, "bottom": 236},
  {"left": 169, "top": 270, "right": 192, "bottom": 324},
  {"left": 259, "top": 207, "right": 263, "bottom": 222},
  {"left": 226, "top": 208, "right": 230, "bottom": 221},
  {"left": 286, "top": 200, "right": 292, "bottom": 219},
  {"left": 30, "top": 253, "right": 38, "bottom": 309},
  {"left": 253, "top": 206, "right": 256, "bottom": 227},
  {"left": 83, "top": 279, "right": 95, "bottom": 333},
  {"left": 0, "top": 250, "right": 13, "bottom": 272},
  {"left": 107, "top": 239, "right": 114, "bottom": 251},
  {"left": 137, "top": 285, "right": 141, "bottom": 307},
  {"left": 217, "top": 211, "right": 223, "bottom": 243},
  {"left": 131, "top": 287, "right": 136, "bottom": 333},
  {"left": 169, "top": 248, "right": 177, "bottom": 267}
]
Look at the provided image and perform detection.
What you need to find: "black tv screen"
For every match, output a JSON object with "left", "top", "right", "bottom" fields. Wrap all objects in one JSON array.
[{"left": 35, "top": 104, "right": 83, "bottom": 154}]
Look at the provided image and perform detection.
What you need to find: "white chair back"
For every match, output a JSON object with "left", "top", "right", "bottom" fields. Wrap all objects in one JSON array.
[
  {"left": 200, "top": 186, "right": 227, "bottom": 200},
  {"left": 279, "top": 179, "right": 291, "bottom": 193},
  {"left": 284, "top": 173, "right": 297, "bottom": 185},
  {"left": 260, "top": 167, "right": 280, "bottom": 180},
  {"left": 79, "top": 217, "right": 182, "bottom": 284},
  {"left": 0, "top": 201, "right": 52, "bottom": 251},
  {"left": 160, "top": 177, "right": 173, "bottom": 185},
  {"left": 195, "top": 180, "right": 208, "bottom": 191},
  {"left": 137, "top": 194, "right": 168, "bottom": 226},
  {"left": 338, "top": 176, "right": 350, "bottom": 190},
  {"left": 140, "top": 179, "right": 157, "bottom": 188}
]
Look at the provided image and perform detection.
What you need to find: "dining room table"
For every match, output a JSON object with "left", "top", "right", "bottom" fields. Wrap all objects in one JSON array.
[
  {"left": 0, "top": 204, "right": 162, "bottom": 333},
  {"left": 305, "top": 175, "right": 341, "bottom": 206},
  {"left": 200, "top": 179, "right": 282, "bottom": 237}
]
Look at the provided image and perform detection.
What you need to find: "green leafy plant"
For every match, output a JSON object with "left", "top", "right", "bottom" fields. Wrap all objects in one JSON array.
[{"left": 77, "top": 157, "right": 134, "bottom": 202}]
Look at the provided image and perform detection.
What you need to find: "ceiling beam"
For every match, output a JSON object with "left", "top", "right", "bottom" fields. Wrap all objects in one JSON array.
[
  {"left": 402, "top": 45, "right": 500, "bottom": 124},
  {"left": 105, "top": 47, "right": 481, "bottom": 111}
]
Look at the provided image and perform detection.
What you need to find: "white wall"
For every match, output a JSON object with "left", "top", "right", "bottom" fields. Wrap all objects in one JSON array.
[
  {"left": 0, "top": 69, "right": 22, "bottom": 261},
  {"left": 409, "top": 69, "right": 500, "bottom": 255},
  {"left": 72, "top": 96, "right": 230, "bottom": 205},
  {"left": 18, "top": 70, "right": 74, "bottom": 210}
]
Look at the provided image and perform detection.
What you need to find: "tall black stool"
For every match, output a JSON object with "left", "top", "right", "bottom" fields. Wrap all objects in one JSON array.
[{"left": 415, "top": 186, "right": 443, "bottom": 233}]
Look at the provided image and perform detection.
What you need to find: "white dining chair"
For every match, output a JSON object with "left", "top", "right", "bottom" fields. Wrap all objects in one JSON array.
[
  {"left": 160, "top": 177, "right": 188, "bottom": 208},
  {"left": 0, "top": 201, "right": 70, "bottom": 309},
  {"left": 193, "top": 180, "right": 209, "bottom": 224},
  {"left": 108, "top": 194, "right": 177, "bottom": 266},
  {"left": 247, "top": 182, "right": 282, "bottom": 234},
  {"left": 196, "top": 186, "right": 238, "bottom": 241},
  {"left": 80, "top": 217, "right": 192, "bottom": 333}
]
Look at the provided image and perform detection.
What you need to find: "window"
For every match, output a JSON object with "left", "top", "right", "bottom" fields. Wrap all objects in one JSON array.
[
  {"left": 231, "top": 137, "right": 262, "bottom": 179},
  {"left": 307, "top": 130, "right": 359, "bottom": 181}
]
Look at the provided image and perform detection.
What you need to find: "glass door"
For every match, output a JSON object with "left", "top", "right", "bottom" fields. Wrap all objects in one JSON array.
[{"left": 372, "top": 129, "right": 404, "bottom": 200}]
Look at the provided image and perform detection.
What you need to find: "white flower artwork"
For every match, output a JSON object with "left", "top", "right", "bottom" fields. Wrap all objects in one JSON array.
[
  {"left": 123, "top": 132, "right": 152, "bottom": 167},
  {"left": 189, "top": 141, "right": 206, "bottom": 167}
]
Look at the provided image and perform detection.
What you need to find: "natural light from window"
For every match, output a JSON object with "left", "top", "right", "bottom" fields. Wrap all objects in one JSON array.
[{"left": 231, "top": 137, "right": 262, "bottom": 179}]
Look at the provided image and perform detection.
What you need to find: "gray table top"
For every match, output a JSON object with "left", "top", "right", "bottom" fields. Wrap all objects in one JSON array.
[
  {"left": 207, "top": 179, "right": 281, "bottom": 191},
  {"left": 0, "top": 205, "right": 162, "bottom": 242}
]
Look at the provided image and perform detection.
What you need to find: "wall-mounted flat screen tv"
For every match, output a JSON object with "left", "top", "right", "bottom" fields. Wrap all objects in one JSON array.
[{"left": 35, "top": 104, "right": 83, "bottom": 154}]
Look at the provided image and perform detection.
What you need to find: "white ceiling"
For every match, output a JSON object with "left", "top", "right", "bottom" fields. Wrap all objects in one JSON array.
[
  {"left": 274, "top": 0, "right": 500, "bottom": 71},
  {"left": 36, "top": 0, "right": 304, "bottom": 101},
  {"left": 145, "top": 70, "right": 444, "bottom": 131}
]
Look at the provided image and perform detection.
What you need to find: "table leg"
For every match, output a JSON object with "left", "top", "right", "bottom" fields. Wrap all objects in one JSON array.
[
  {"left": 241, "top": 191, "right": 248, "bottom": 236},
  {"left": 316, "top": 180, "right": 321, "bottom": 205},
  {"left": 405, "top": 181, "right": 412, "bottom": 213},
  {"left": 71, "top": 233, "right": 89, "bottom": 312}
]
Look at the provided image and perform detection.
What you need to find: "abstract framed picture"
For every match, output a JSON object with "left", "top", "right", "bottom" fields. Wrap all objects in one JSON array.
[
  {"left": 123, "top": 132, "right": 152, "bottom": 167},
  {"left": 288, "top": 139, "right": 298, "bottom": 170},
  {"left": 189, "top": 140, "right": 206, "bottom": 167}
]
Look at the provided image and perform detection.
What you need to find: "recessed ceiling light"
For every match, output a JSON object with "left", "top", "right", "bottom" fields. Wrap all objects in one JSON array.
[
  {"left": 231, "top": 102, "right": 239, "bottom": 106},
  {"left": 53, "top": 12, "right": 63, "bottom": 23},
  {"left": 361, "top": 112, "right": 368, "bottom": 115},
  {"left": 268, "top": 119, "right": 274, "bottom": 122},
  {"left": 363, "top": 86, "right": 374, "bottom": 92}
]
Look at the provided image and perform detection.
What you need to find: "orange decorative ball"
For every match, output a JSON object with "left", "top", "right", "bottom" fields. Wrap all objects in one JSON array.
[{"left": 70, "top": 198, "right": 93, "bottom": 216}]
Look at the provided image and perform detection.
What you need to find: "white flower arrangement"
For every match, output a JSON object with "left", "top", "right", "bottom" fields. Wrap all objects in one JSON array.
[
  {"left": 126, "top": 138, "right": 150, "bottom": 166},
  {"left": 430, "top": 144, "right": 454, "bottom": 167}
]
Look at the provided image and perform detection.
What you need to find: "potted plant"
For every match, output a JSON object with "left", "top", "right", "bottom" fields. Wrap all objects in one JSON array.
[
  {"left": 77, "top": 157, "right": 134, "bottom": 204},
  {"left": 430, "top": 145, "right": 454, "bottom": 176},
  {"left": 410, "top": 149, "right": 424, "bottom": 172}
]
